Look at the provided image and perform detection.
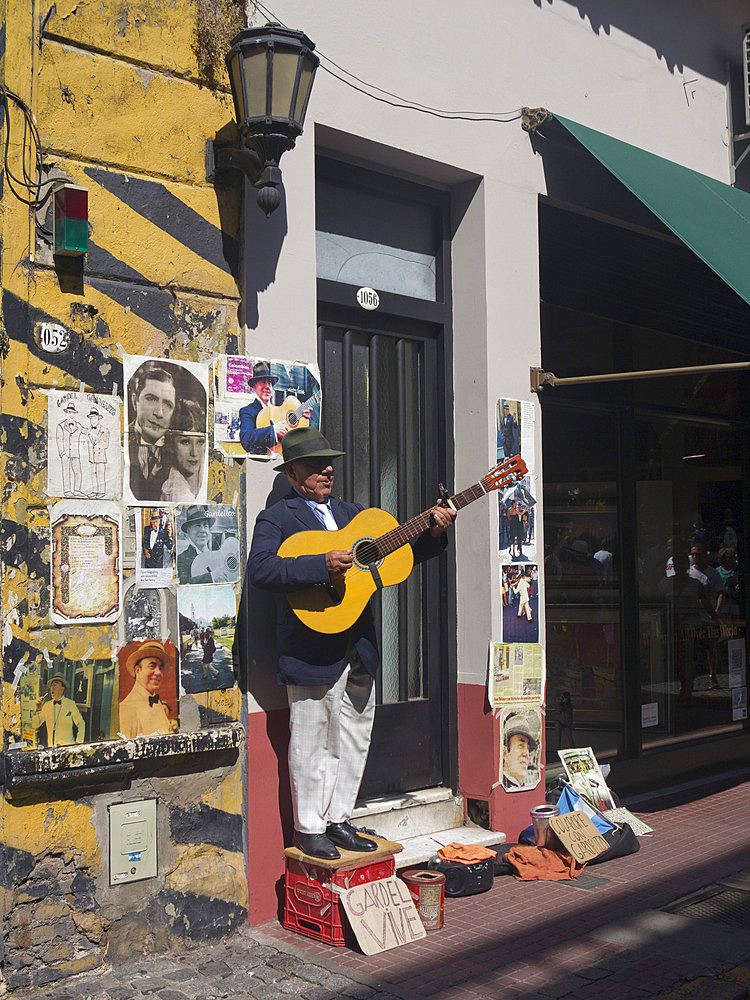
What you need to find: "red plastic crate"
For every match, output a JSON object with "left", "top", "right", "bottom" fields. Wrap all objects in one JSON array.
[{"left": 284, "top": 855, "right": 395, "bottom": 946}]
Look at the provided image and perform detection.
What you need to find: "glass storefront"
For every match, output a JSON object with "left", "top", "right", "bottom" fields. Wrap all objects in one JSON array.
[{"left": 542, "top": 302, "right": 749, "bottom": 767}]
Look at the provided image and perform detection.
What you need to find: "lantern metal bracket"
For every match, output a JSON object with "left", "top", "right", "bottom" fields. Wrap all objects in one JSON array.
[{"left": 206, "top": 133, "right": 297, "bottom": 216}]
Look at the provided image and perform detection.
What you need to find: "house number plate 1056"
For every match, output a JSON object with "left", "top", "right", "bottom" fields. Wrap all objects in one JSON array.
[{"left": 356, "top": 287, "right": 380, "bottom": 311}]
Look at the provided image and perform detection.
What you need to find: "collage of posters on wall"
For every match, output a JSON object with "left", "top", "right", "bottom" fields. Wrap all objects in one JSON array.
[
  {"left": 495, "top": 396, "right": 544, "bottom": 791},
  {"left": 213, "top": 356, "right": 321, "bottom": 460}
]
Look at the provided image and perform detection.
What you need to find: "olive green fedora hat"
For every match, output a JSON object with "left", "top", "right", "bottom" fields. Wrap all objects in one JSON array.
[{"left": 277, "top": 427, "right": 345, "bottom": 472}]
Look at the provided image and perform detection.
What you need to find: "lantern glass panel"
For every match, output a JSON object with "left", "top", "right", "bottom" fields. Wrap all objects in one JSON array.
[
  {"left": 229, "top": 51, "right": 246, "bottom": 121},
  {"left": 241, "top": 47, "right": 269, "bottom": 120},
  {"left": 270, "top": 49, "right": 300, "bottom": 119},
  {"left": 293, "top": 56, "right": 316, "bottom": 125}
]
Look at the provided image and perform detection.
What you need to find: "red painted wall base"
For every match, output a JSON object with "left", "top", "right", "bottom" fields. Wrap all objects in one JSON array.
[{"left": 457, "top": 682, "right": 546, "bottom": 843}]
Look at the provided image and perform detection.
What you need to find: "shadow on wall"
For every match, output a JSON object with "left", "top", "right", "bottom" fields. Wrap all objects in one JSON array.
[
  {"left": 235, "top": 472, "right": 296, "bottom": 841},
  {"left": 529, "top": 0, "right": 741, "bottom": 79},
  {"left": 242, "top": 185, "right": 289, "bottom": 331}
]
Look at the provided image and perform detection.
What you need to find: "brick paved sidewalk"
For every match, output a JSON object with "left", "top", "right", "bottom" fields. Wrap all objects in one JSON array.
[
  {"left": 258, "top": 774, "right": 750, "bottom": 1000},
  {"left": 4, "top": 775, "right": 750, "bottom": 1000}
]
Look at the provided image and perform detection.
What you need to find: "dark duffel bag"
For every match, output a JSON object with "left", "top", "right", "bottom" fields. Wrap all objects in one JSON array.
[{"left": 586, "top": 822, "right": 640, "bottom": 865}]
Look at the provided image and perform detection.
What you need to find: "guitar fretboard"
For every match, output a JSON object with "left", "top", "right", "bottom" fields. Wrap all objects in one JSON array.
[{"left": 373, "top": 479, "right": 490, "bottom": 558}]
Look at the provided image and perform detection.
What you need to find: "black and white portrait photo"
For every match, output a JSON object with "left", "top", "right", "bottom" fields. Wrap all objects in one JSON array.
[{"left": 123, "top": 355, "right": 209, "bottom": 506}]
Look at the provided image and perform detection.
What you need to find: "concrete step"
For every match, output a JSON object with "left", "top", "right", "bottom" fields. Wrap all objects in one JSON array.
[{"left": 352, "top": 788, "right": 506, "bottom": 870}]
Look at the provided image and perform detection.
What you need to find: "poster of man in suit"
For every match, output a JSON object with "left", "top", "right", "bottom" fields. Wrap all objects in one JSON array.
[
  {"left": 47, "top": 390, "right": 122, "bottom": 500},
  {"left": 212, "top": 356, "right": 320, "bottom": 460},
  {"left": 135, "top": 508, "right": 175, "bottom": 588}
]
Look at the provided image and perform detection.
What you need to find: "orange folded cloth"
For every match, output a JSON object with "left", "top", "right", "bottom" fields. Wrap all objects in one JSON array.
[
  {"left": 437, "top": 843, "right": 498, "bottom": 864},
  {"left": 502, "top": 845, "right": 585, "bottom": 881}
]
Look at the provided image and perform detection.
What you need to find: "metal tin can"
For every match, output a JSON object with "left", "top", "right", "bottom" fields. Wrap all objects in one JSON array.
[
  {"left": 401, "top": 870, "right": 445, "bottom": 930},
  {"left": 530, "top": 803, "right": 560, "bottom": 847}
]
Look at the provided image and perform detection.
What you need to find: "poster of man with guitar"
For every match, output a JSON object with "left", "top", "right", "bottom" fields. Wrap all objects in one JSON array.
[
  {"left": 246, "top": 426, "right": 526, "bottom": 861},
  {"left": 238, "top": 360, "right": 320, "bottom": 458},
  {"left": 176, "top": 505, "right": 241, "bottom": 586}
]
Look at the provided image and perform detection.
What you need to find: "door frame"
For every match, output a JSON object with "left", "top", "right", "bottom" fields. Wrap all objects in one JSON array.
[{"left": 316, "top": 285, "right": 458, "bottom": 796}]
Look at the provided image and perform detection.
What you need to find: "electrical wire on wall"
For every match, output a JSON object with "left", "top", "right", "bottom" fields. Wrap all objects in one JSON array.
[
  {"left": 0, "top": 85, "right": 57, "bottom": 209},
  {"left": 251, "top": 1, "right": 525, "bottom": 124}
]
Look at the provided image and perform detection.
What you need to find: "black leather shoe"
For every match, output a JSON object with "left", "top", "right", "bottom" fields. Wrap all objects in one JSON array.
[
  {"left": 326, "top": 822, "right": 377, "bottom": 852},
  {"left": 293, "top": 832, "right": 340, "bottom": 860}
]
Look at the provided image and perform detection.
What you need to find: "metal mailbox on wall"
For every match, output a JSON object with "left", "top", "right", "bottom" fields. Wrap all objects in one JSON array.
[{"left": 108, "top": 798, "right": 157, "bottom": 885}]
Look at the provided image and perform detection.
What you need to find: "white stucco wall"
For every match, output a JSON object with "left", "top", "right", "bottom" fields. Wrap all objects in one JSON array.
[{"left": 243, "top": 0, "right": 748, "bottom": 705}]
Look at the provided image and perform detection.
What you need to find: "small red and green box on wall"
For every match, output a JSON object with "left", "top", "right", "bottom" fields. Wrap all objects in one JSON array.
[{"left": 53, "top": 184, "right": 88, "bottom": 255}]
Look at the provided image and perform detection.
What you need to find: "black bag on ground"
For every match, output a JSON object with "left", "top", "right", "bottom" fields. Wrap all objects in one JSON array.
[{"left": 586, "top": 822, "right": 640, "bottom": 865}]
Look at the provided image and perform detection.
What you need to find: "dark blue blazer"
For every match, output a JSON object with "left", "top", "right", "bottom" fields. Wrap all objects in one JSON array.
[
  {"left": 247, "top": 488, "right": 446, "bottom": 686},
  {"left": 239, "top": 398, "right": 276, "bottom": 455}
]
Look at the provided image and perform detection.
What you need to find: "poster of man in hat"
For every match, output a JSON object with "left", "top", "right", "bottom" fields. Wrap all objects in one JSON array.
[
  {"left": 123, "top": 354, "right": 208, "bottom": 505},
  {"left": 30, "top": 674, "right": 85, "bottom": 747},
  {"left": 47, "top": 390, "right": 122, "bottom": 500},
  {"left": 175, "top": 505, "right": 240, "bottom": 586},
  {"left": 501, "top": 707, "right": 542, "bottom": 791},
  {"left": 135, "top": 508, "right": 175, "bottom": 588},
  {"left": 227, "top": 358, "right": 320, "bottom": 459},
  {"left": 117, "top": 640, "right": 179, "bottom": 738}
]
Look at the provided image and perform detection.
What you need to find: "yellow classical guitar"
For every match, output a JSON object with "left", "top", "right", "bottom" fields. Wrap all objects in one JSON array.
[
  {"left": 279, "top": 454, "right": 528, "bottom": 634},
  {"left": 256, "top": 390, "right": 321, "bottom": 454}
]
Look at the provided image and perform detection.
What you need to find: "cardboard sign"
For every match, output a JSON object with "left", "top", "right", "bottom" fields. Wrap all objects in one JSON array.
[
  {"left": 339, "top": 876, "right": 426, "bottom": 955},
  {"left": 549, "top": 811, "right": 609, "bottom": 864}
]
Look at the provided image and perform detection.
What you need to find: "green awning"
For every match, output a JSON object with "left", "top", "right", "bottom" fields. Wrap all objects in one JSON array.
[{"left": 553, "top": 113, "right": 750, "bottom": 309}]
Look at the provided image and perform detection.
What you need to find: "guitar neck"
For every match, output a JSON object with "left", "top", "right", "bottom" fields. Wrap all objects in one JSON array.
[
  {"left": 375, "top": 480, "right": 487, "bottom": 557},
  {"left": 292, "top": 390, "right": 320, "bottom": 421}
]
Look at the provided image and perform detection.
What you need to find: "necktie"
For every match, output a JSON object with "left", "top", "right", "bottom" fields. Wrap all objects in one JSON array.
[
  {"left": 53, "top": 700, "right": 61, "bottom": 705},
  {"left": 149, "top": 694, "right": 160, "bottom": 707},
  {"left": 313, "top": 502, "right": 336, "bottom": 530}
]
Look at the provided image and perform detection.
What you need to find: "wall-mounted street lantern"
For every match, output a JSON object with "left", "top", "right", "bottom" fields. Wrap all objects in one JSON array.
[{"left": 209, "top": 22, "right": 319, "bottom": 217}]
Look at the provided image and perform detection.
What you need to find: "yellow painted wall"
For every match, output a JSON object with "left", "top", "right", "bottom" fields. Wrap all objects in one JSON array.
[{"left": 1, "top": 0, "right": 248, "bottom": 988}]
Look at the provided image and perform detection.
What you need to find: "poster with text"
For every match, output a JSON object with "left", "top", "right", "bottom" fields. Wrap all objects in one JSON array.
[
  {"left": 177, "top": 585, "right": 236, "bottom": 694},
  {"left": 500, "top": 707, "right": 542, "bottom": 792},
  {"left": 117, "top": 639, "right": 179, "bottom": 738},
  {"left": 489, "top": 642, "right": 544, "bottom": 708},
  {"left": 51, "top": 501, "right": 121, "bottom": 625},
  {"left": 501, "top": 564, "right": 539, "bottom": 643},
  {"left": 47, "top": 390, "right": 122, "bottom": 500},
  {"left": 175, "top": 504, "right": 240, "bottom": 586},
  {"left": 230, "top": 358, "right": 321, "bottom": 460},
  {"left": 135, "top": 508, "right": 176, "bottom": 588},
  {"left": 216, "top": 354, "right": 254, "bottom": 398},
  {"left": 123, "top": 355, "right": 208, "bottom": 506}
]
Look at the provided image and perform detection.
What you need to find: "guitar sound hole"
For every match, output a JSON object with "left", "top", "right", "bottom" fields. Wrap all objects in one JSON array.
[{"left": 354, "top": 540, "right": 379, "bottom": 566}]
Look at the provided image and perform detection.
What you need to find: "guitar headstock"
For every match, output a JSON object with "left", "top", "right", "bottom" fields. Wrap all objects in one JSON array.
[{"left": 482, "top": 455, "right": 528, "bottom": 493}]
